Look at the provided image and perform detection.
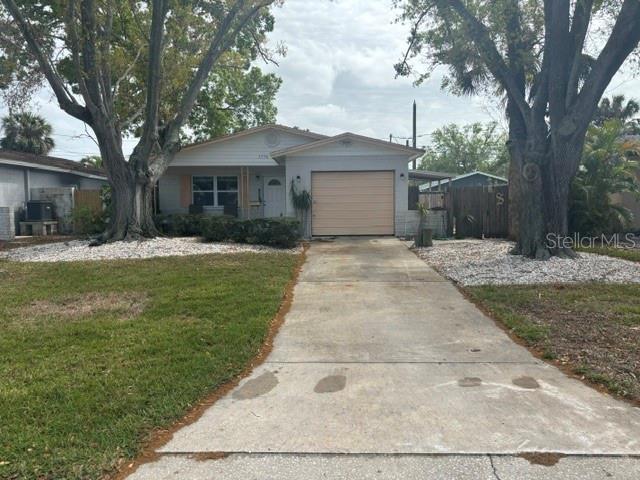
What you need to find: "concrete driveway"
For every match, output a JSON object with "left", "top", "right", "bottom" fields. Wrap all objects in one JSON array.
[{"left": 131, "top": 237, "right": 640, "bottom": 479}]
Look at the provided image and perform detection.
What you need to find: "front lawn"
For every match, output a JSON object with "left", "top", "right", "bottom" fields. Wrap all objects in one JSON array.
[
  {"left": 467, "top": 284, "right": 640, "bottom": 403},
  {"left": 0, "top": 252, "right": 298, "bottom": 479},
  {"left": 578, "top": 246, "right": 640, "bottom": 263}
]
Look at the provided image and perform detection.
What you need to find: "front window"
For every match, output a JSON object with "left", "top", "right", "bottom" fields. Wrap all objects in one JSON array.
[
  {"left": 192, "top": 176, "right": 215, "bottom": 206},
  {"left": 192, "top": 175, "right": 238, "bottom": 207},
  {"left": 217, "top": 176, "right": 238, "bottom": 207}
]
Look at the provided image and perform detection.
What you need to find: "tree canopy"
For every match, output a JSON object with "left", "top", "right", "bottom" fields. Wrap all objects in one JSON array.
[
  {"left": 396, "top": 0, "right": 640, "bottom": 258},
  {"left": 419, "top": 122, "right": 508, "bottom": 177},
  {"left": 0, "top": 0, "right": 280, "bottom": 241},
  {"left": 0, "top": 0, "right": 281, "bottom": 139}
]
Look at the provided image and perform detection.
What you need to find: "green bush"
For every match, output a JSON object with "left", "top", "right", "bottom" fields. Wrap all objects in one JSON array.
[
  {"left": 73, "top": 205, "right": 106, "bottom": 235},
  {"left": 200, "top": 216, "right": 233, "bottom": 242},
  {"left": 201, "top": 216, "right": 300, "bottom": 248},
  {"left": 155, "top": 214, "right": 207, "bottom": 236},
  {"left": 156, "top": 214, "right": 300, "bottom": 248}
]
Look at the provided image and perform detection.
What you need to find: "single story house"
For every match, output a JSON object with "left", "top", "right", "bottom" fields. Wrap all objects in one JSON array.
[
  {"left": 159, "top": 124, "right": 424, "bottom": 237},
  {"left": 0, "top": 150, "right": 107, "bottom": 236},
  {"left": 419, "top": 171, "right": 508, "bottom": 193}
]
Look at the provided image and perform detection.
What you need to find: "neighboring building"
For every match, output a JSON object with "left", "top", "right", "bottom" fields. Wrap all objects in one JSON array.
[
  {"left": 158, "top": 124, "right": 424, "bottom": 237},
  {"left": 0, "top": 150, "right": 107, "bottom": 234},
  {"left": 419, "top": 171, "right": 508, "bottom": 193},
  {"left": 408, "top": 169, "right": 454, "bottom": 187}
]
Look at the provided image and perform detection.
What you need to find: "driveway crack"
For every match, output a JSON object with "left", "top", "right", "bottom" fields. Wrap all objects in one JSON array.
[{"left": 488, "top": 455, "right": 502, "bottom": 480}]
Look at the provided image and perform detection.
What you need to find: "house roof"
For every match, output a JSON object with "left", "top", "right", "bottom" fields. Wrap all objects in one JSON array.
[
  {"left": 409, "top": 169, "right": 454, "bottom": 181},
  {"left": 0, "top": 149, "right": 107, "bottom": 180},
  {"left": 270, "top": 132, "right": 425, "bottom": 159},
  {"left": 181, "top": 124, "right": 328, "bottom": 152},
  {"left": 419, "top": 171, "right": 508, "bottom": 192}
]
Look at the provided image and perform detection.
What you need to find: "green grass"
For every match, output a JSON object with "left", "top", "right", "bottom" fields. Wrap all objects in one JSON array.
[
  {"left": 466, "top": 283, "right": 640, "bottom": 401},
  {"left": 0, "top": 253, "right": 298, "bottom": 480},
  {"left": 577, "top": 246, "right": 640, "bottom": 263},
  {"left": 466, "top": 286, "right": 551, "bottom": 344}
]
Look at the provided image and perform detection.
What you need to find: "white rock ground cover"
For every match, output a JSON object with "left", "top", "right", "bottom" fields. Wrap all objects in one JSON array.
[
  {"left": 413, "top": 239, "right": 640, "bottom": 286},
  {"left": 0, "top": 237, "right": 300, "bottom": 263}
]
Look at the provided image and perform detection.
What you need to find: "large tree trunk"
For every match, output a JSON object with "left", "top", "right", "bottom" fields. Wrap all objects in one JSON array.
[
  {"left": 93, "top": 151, "right": 159, "bottom": 244},
  {"left": 514, "top": 149, "right": 549, "bottom": 259},
  {"left": 106, "top": 176, "right": 158, "bottom": 242},
  {"left": 506, "top": 98, "right": 527, "bottom": 241},
  {"left": 514, "top": 134, "right": 584, "bottom": 259}
]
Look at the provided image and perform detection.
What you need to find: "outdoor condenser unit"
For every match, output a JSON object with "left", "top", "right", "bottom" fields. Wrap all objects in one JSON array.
[{"left": 26, "top": 201, "right": 54, "bottom": 221}]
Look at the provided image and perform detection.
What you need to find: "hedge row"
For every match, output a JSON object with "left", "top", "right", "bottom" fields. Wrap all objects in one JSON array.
[{"left": 154, "top": 214, "right": 300, "bottom": 249}]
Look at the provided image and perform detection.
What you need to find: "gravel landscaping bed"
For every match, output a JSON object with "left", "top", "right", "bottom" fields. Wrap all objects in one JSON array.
[
  {"left": 0, "top": 237, "right": 300, "bottom": 262},
  {"left": 414, "top": 239, "right": 640, "bottom": 285}
]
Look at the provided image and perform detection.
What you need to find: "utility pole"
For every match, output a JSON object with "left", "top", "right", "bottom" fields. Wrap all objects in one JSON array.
[{"left": 412, "top": 100, "right": 417, "bottom": 170}]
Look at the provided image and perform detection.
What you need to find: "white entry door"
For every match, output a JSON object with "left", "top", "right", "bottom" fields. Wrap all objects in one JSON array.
[{"left": 264, "top": 176, "right": 286, "bottom": 217}]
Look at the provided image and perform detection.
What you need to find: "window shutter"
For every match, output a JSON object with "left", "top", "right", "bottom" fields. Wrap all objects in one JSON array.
[{"left": 180, "top": 176, "right": 191, "bottom": 208}]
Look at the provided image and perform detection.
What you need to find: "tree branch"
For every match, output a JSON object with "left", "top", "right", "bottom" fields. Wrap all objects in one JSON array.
[
  {"left": 113, "top": 46, "right": 143, "bottom": 96},
  {"left": 252, "top": 30, "right": 278, "bottom": 66},
  {"left": 134, "top": 0, "right": 169, "bottom": 165},
  {"left": 156, "top": 0, "right": 275, "bottom": 173},
  {"left": 565, "top": 0, "right": 593, "bottom": 109},
  {"left": 66, "top": 0, "right": 94, "bottom": 108},
  {"left": 439, "top": 0, "right": 531, "bottom": 122},
  {"left": 394, "top": 5, "right": 433, "bottom": 78},
  {"left": 80, "top": 0, "right": 104, "bottom": 111},
  {"left": 1, "top": 0, "right": 91, "bottom": 123},
  {"left": 545, "top": 0, "right": 571, "bottom": 127},
  {"left": 573, "top": 0, "right": 640, "bottom": 132}
]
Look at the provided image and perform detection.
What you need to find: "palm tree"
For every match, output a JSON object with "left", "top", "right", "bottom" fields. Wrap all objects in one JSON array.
[
  {"left": 593, "top": 95, "right": 640, "bottom": 133},
  {"left": 80, "top": 155, "right": 103, "bottom": 168},
  {"left": 569, "top": 120, "right": 640, "bottom": 235},
  {"left": 0, "top": 112, "right": 55, "bottom": 155}
]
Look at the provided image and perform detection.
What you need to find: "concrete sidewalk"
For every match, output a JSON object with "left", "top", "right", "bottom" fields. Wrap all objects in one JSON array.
[{"left": 130, "top": 237, "right": 640, "bottom": 478}]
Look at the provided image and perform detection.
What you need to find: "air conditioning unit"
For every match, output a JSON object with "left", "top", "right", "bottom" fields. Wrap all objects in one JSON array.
[{"left": 26, "top": 201, "right": 54, "bottom": 221}]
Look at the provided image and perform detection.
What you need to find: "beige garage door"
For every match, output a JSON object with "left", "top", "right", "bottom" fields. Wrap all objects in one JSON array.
[{"left": 311, "top": 171, "right": 394, "bottom": 236}]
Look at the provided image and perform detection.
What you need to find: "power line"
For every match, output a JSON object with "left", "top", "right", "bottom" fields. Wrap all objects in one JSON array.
[{"left": 389, "top": 132, "right": 433, "bottom": 141}]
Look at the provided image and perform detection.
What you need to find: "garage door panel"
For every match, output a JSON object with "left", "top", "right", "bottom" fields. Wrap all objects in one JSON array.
[{"left": 311, "top": 171, "right": 394, "bottom": 236}]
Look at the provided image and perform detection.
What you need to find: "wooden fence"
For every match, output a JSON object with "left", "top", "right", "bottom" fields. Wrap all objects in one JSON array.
[
  {"left": 450, "top": 185, "right": 509, "bottom": 238},
  {"left": 74, "top": 189, "right": 103, "bottom": 213}
]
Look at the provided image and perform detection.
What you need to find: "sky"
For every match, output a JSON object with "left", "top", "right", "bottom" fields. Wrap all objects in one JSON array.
[{"left": 2, "top": 0, "right": 640, "bottom": 161}]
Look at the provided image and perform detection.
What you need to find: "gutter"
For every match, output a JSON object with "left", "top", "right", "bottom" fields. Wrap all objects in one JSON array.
[{"left": 0, "top": 159, "right": 107, "bottom": 181}]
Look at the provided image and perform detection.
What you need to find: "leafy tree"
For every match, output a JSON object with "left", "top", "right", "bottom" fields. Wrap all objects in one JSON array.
[
  {"left": 80, "top": 155, "right": 102, "bottom": 168},
  {"left": 0, "top": 111, "right": 54, "bottom": 154},
  {"left": 0, "top": 0, "right": 279, "bottom": 242},
  {"left": 419, "top": 122, "right": 508, "bottom": 176},
  {"left": 189, "top": 66, "right": 281, "bottom": 141},
  {"left": 396, "top": 0, "right": 640, "bottom": 258},
  {"left": 569, "top": 120, "right": 640, "bottom": 235}
]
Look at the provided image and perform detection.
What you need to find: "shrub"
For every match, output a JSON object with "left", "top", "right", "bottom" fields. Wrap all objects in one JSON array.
[
  {"left": 73, "top": 205, "right": 106, "bottom": 235},
  {"left": 154, "top": 214, "right": 207, "bottom": 236},
  {"left": 201, "top": 217, "right": 300, "bottom": 248},
  {"left": 201, "top": 216, "right": 232, "bottom": 242}
]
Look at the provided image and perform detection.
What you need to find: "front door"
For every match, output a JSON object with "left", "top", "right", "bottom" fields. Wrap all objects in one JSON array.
[{"left": 264, "top": 176, "right": 286, "bottom": 217}]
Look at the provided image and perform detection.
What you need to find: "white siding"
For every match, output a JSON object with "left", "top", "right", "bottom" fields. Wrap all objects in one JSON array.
[
  {"left": 290, "top": 139, "right": 410, "bottom": 157},
  {"left": 170, "top": 129, "right": 317, "bottom": 167}
]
